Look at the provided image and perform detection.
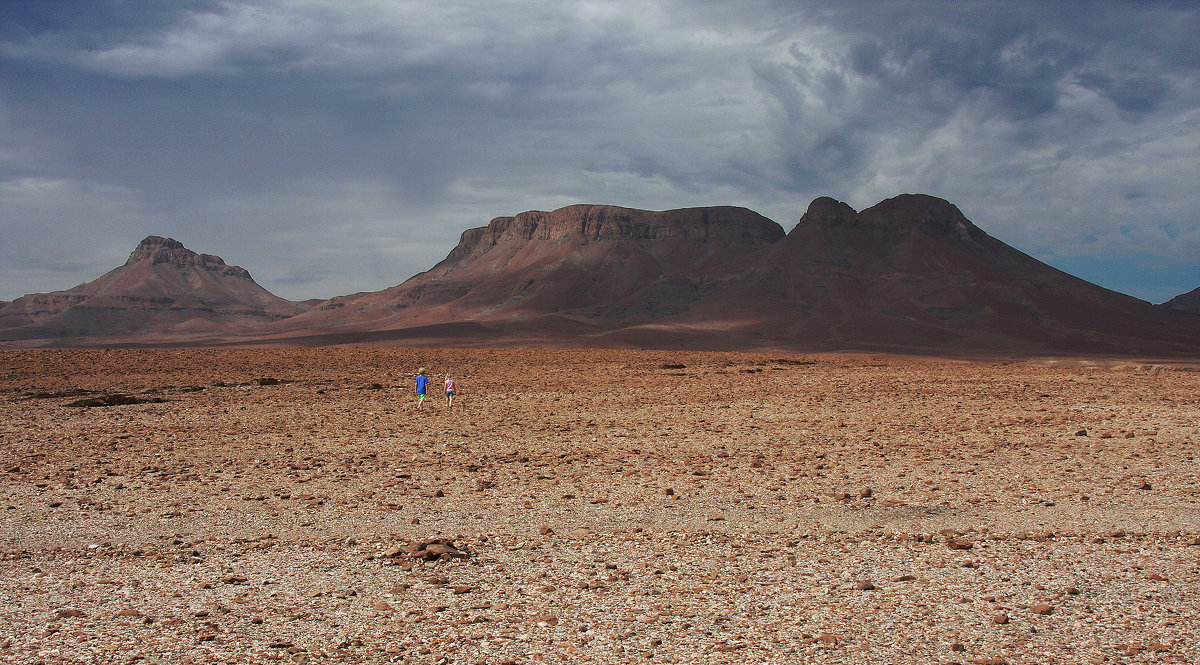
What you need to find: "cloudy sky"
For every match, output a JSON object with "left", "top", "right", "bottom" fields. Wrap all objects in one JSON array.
[{"left": 2, "top": 0, "right": 1198, "bottom": 304}]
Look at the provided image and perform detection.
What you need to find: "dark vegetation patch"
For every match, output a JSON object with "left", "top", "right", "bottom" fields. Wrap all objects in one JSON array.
[{"left": 66, "top": 393, "right": 168, "bottom": 408}]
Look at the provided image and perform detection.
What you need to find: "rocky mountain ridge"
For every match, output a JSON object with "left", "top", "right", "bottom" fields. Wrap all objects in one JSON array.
[{"left": 2, "top": 195, "right": 1198, "bottom": 354}]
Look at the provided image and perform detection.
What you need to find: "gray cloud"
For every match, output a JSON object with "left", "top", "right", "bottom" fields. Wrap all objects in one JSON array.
[{"left": 1, "top": 0, "right": 1197, "bottom": 304}]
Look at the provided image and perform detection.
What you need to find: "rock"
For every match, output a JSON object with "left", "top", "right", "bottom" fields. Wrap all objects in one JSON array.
[
  {"left": 55, "top": 608, "right": 87, "bottom": 618},
  {"left": 407, "top": 538, "right": 469, "bottom": 561},
  {"left": 855, "top": 581, "right": 875, "bottom": 591},
  {"left": 992, "top": 612, "right": 1009, "bottom": 624},
  {"left": 1030, "top": 604, "right": 1054, "bottom": 615}
]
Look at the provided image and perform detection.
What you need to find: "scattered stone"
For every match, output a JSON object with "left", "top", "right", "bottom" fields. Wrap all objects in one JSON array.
[
  {"left": 407, "top": 538, "right": 469, "bottom": 561},
  {"left": 1030, "top": 604, "right": 1054, "bottom": 615},
  {"left": 992, "top": 612, "right": 1009, "bottom": 624}
]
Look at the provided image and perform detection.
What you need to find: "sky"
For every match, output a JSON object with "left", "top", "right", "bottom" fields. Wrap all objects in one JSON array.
[{"left": 2, "top": 0, "right": 1198, "bottom": 304}]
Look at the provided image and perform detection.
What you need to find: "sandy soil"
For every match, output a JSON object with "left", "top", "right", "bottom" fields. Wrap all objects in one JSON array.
[{"left": 1, "top": 348, "right": 1198, "bottom": 664}]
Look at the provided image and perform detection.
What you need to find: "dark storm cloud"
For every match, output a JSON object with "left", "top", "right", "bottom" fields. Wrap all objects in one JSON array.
[{"left": 1, "top": 0, "right": 1197, "bottom": 303}]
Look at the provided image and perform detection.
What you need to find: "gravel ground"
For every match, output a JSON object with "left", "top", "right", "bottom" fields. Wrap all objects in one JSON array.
[{"left": 1, "top": 347, "right": 1197, "bottom": 664}]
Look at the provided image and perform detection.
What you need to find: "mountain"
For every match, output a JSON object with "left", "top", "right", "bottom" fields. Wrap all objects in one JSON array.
[
  {"left": 274, "top": 204, "right": 785, "bottom": 343},
  {"left": 265, "top": 195, "right": 1200, "bottom": 355},
  {"left": 1160, "top": 286, "right": 1200, "bottom": 315},
  {"left": 700, "top": 195, "right": 1200, "bottom": 354},
  {"left": 4, "top": 197, "right": 1198, "bottom": 355},
  {"left": 0, "top": 236, "right": 307, "bottom": 345}
]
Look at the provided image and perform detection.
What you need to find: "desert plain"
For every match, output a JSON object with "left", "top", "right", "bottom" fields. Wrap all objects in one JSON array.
[{"left": 0, "top": 347, "right": 1197, "bottom": 664}]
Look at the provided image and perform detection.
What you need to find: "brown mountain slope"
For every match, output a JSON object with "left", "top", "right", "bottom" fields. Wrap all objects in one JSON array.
[
  {"left": 1161, "top": 286, "right": 1200, "bottom": 315},
  {"left": 277, "top": 205, "right": 785, "bottom": 340},
  {"left": 0, "top": 236, "right": 307, "bottom": 345},
  {"left": 266, "top": 196, "right": 1199, "bottom": 355}
]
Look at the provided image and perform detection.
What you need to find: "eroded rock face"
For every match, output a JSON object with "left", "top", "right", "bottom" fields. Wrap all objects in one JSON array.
[
  {"left": 127, "top": 236, "right": 254, "bottom": 281},
  {"left": 447, "top": 205, "right": 785, "bottom": 262}
]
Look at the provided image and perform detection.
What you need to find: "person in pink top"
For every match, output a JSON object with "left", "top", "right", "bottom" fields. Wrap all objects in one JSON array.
[{"left": 444, "top": 374, "right": 456, "bottom": 408}]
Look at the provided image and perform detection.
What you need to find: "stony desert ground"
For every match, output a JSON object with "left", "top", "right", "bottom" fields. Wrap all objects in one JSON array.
[{"left": 1, "top": 347, "right": 1198, "bottom": 664}]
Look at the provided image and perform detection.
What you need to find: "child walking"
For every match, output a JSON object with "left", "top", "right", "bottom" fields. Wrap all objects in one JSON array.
[
  {"left": 415, "top": 367, "right": 429, "bottom": 409},
  {"left": 444, "top": 374, "right": 456, "bottom": 408}
]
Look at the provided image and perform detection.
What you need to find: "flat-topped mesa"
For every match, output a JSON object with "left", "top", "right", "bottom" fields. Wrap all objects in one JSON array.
[
  {"left": 128, "top": 236, "right": 253, "bottom": 280},
  {"left": 448, "top": 204, "right": 785, "bottom": 263}
]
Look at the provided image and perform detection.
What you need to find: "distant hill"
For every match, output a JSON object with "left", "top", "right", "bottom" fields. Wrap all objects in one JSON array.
[
  {"left": 1160, "top": 286, "right": 1200, "bottom": 315},
  {"left": 0, "top": 236, "right": 307, "bottom": 346},
  {"left": 262, "top": 195, "right": 1200, "bottom": 355}
]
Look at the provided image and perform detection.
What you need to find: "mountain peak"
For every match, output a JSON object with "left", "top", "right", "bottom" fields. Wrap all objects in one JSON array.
[
  {"left": 859, "top": 194, "right": 978, "bottom": 239},
  {"left": 794, "top": 197, "right": 858, "bottom": 230},
  {"left": 126, "top": 236, "right": 251, "bottom": 280}
]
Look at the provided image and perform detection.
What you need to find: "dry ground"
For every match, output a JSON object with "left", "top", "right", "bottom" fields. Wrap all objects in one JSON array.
[{"left": 1, "top": 348, "right": 1198, "bottom": 664}]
